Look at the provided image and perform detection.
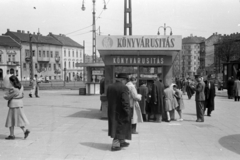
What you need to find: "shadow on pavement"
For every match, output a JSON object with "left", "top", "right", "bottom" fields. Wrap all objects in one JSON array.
[
  {"left": 219, "top": 134, "right": 240, "bottom": 155},
  {"left": 67, "top": 109, "right": 101, "bottom": 119},
  {"left": 183, "top": 113, "right": 196, "bottom": 116},
  {"left": 80, "top": 142, "right": 110, "bottom": 151}
]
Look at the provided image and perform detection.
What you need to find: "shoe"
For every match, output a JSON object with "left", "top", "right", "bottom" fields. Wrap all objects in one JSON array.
[
  {"left": 24, "top": 130, "right": 30, "bottom": 139},
  {"left": 111, "top": 146, "right": 121, "bottom": 151},
  {"left": 196, "top": 120, "right": 204, "bottom": 122},
  {"left": 207, "top": 114, "right": 211, "bottom": 117},
  {"left": 5, "top": 135, "right": 15, "bottom": 140},
  {"left": 120, "top": 142, "right": 130, "bottom": 148},
  {"left": 132, "top": 131, "right": 138, "bottom": 134},
  {"left": 166, "top": 119, "right": 171, "bottom": 122},
  {"left": 29, "top": 94, "right": 32, "bottom": 98},
  {"left": 36, "top": 96, "right": 40, "bottom": 98}
]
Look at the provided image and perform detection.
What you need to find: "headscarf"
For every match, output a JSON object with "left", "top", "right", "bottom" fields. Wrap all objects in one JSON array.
[
  {"left": 3, "top": 75, "right": 13, "bottom": 89},
  {"left": 170, "top": 83, "right": 177, "bottom": 94}
]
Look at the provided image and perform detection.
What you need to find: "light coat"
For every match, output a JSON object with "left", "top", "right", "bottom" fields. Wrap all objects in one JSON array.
[
  {"left": 233, "top": 79, "right": 240, "bottom": 96},
  {"left": 126, "top": 82, "right": 143, "bottom": 124},
  {"left": 4, "top": 86, "right": 24, "bottom": 108}
]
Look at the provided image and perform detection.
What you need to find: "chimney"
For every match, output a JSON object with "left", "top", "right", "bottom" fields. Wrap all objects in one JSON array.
[
  {"left": 7, "top": 29, "right": 10, "bottom": 32},
  {"left": 27, "top": 31, "right": 30, "bottom": 34},
  {"left": 22, "top": 30, "right": 25, "bottom": 33},
  {"left": 190, "top": 34, "right": 193, "bottom": 37},
  {"left": 215, "top": 32, "right": 217, "bottom": 35},
  {"left": 33, "top": 32, "right": 35, "bottom": 35},
  {"left": 17, "top": 30, "right": 21, "bottom": 33}
]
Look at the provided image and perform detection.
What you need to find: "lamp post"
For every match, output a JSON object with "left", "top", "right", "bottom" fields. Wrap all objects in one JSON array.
[
  {"left": 81, "top": 0, "right": 107, "bottom": 63},
  {"left": 29, "top": 34, "right": 34, "bottom": 85},
  {"left": 157, "top": 23, "right": 173, "bottom": 35}
]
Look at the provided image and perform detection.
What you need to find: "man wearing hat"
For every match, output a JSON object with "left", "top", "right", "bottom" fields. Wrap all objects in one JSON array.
[
  {"left": 192, "top": 75, "right": 205, "bottom": 122},
  {"left": 204, "top": 74, "right": 216, "bottom": 117},
  {"left": 107, "top": 73, "right": 132, "bottom": 151}
]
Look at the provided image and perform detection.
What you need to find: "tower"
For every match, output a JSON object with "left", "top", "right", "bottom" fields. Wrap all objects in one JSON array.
[{"left": 124, "top": 0, "right": 132, "bottom": 35}]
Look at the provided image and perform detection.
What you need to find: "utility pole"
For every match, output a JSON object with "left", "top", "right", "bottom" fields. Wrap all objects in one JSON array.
[
  {"left": 124, "top": 0, "right": 132, "bottom": 35},
  {"left": 29, "top": 34, "right": 34, "bottom": 84}
]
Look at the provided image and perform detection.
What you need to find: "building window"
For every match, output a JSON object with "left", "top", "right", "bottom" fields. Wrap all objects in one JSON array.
[
  {"left": 54, "top": 64, "right": 56, "bottom": 70},
  {"left": 54, "top": 76, "right": 56, "bottom": 80},
  {"left": 47, "top": 51, "right": 49, "bottom": 57},
  {"left": 39, "top": 51, "right": 41, "bottom": 57},
  {"left": 49, "top": 63, "right": 51, "bottom": 70},
  {"left": 72, "top": 51, "right": 74, "bottom": 57},
  {"left": 80, "top": 50, "right": 82, "bottom": 58},
  {"left": 44, "top": 63, "right": 47, "bottom": 68},
  {"left": 12, "top": 55, "right": 15, "bottom": 62},
  {"left": 0, "top": 54, "right": 2, "bottom": 62},
  {"left": 76, "top": 51, "right": 78, "bottom": 57},
  {"left": 64, "top": 61, "right": 66, "bottom": 68},
  {"left": 51, "top": 51, "right": 53, "bottom": 58},
  {"left": 40, "top": 63, "right": 43, "bottom": 69},
  {"left": 25, "top": 49, "right": 30, "bottom": 57},
  {"left": 55, "top": 51, "right": 59, "bottom": 57},
  {"left": 43, "top": 51, "right": 45, "bottom": 57},
  {"left": 23, "top": 63, "right": 26, "bottom": 69},
  {"left": 64, "top": 50, "right": 66, "bottom": 57},
  {"left": 69, "top": 62, "right": 70, "bottom": 68},
  {"left": 8, "top": 55, "right": 11, "bottom": 62},
  {"left": 73, "top": 62, "right": 74, "bottom": 68},
  {"left": 59, "top": 64, "right": 61, "bottom": 68},
  {"left": 35, "top": 63, "right": 37, "bottom": 69},
  {"left": 68, "top": 50, "right": 70, "bottom": 57},
  {"left": 32, "top": 50, "right": 35, "bottom": 57}
]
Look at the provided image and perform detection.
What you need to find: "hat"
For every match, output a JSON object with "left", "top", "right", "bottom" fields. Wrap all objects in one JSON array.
[
  {"left": 194, "top": 75, "right": 200, "bottom": 79},
  {"left": 116, "top": 73, "right": 129, "bottom": 79},
  {"left": 207, "top": 74, "right": 212, "bottom": 78}
]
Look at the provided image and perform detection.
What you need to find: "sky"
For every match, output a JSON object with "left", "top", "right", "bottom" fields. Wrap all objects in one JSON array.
[{"left": 0, "top": 0, "right": 240, "bottom": 56}]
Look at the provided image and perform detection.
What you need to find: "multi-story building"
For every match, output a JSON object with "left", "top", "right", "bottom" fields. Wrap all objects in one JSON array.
[
  {"left": 0, "top": 35, "right": 21, "bottom": 80},
  {"left": 5, "top": 29, "right": 62, "bottom": 81},
  {"left": 181, "top": 34, "right": 205, "bottom": 77},
  {"left": 49, "top": 33, "right": 84, "bottom": 81}
]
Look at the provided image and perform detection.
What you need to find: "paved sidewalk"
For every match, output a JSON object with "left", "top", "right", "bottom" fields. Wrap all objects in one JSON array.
[{"left": 0, "top": 90, "right": 239, "bottom": 160}]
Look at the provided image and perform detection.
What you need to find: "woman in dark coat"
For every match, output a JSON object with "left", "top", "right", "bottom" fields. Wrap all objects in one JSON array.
[
  {"left": 227, "top": 77, "right": 234, "bottom": 99},
  {"left": 204, "top": 75, "right": 216, "bottom": 116},
  {"left": 138, "top": 81, "right": 149, "bottom": 122},
  {"left": 186, "top": 78, "right": 195, "bottom": 99}
]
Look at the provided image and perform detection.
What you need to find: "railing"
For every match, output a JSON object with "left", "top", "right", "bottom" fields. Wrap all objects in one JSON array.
[{"left": 0, "top": 80, "right": 86, "bottom": 90}]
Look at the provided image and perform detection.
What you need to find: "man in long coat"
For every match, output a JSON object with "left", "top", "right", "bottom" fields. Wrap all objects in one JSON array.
[
  {"left": 204, "top": 74, "right": 216, "bottom": 117},
  {"left": 150, "top": 74, "right": 164, "bottom": 122},
  {"left": 138, "top": 81, "right": 149, "bottom": 121},
  {"left": 233, "top": 77, "right": 240, "bottom": 101},
  {"left": 192, "top": 75, "right": 205, "bottom": 122},
  {"left": 107, "top": 74, "right": 131, "bottom": 151}
]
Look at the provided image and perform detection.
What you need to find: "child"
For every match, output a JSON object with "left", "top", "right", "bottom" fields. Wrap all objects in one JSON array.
[{"left": 173, "top": 85, "right": 185, "bottom": 121}]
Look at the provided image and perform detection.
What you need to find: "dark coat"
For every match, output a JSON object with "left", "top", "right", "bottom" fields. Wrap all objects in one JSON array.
[
  {"left": 150, "top": 81, "right": 164, "bottom": 114},
  {"left": 100, "top": 78, "right": 105, "bottom": 95},
  {"left": 107, "top": 81, "right": 132, "bottom": 140},
  {"left": 138, "top": 85, "right": 148, "bottom": 114},
  {"left": 193, "top": 81, "right": 205, "bottom": 102},
  {"left": 186, "top": 82, "right": 194, "bottom": 99},
  {"left": 204, "top": 80, "right": 215, "bottom": 111},
  {"left": 227, "top": 79, "right": 234, "bottom": 97}
]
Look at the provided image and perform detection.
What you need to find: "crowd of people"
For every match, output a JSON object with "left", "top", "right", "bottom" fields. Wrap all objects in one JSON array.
[{"left": 106, "top": 73, "right": 218, "bottom": 151}]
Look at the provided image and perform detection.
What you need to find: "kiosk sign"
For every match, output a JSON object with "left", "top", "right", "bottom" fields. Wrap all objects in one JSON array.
[{"left": 97, "top": 35, "right": 182, "bottom": 50}]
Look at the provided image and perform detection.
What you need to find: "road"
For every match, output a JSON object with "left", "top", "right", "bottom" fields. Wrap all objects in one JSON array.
[{"left": 0, "top": 90, "right": 239, "bottom": 160}]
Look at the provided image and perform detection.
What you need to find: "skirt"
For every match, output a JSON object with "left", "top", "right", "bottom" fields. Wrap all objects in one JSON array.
[{"left": 5, "top": 107, "right": 30, "bottom": 127}]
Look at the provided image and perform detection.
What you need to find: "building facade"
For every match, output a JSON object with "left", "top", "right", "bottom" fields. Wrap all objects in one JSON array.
[
  {"left": 181, "top": 35, "right": 205, "bottom": 77},
  {"left": 0, "top": 35, "right": 21, "bottom": 80},
  {"left": 5, "top": 30, "right": 62, "bottom": 81},
  {"left": 49, "top": 33, "right": 84, "bottom": 81}
]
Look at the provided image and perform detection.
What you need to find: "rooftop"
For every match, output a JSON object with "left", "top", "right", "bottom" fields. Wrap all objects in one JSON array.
[
  {"left": 49, "top": 33, "right": 84, "bottom": 48},
  {"left": 183, "top": 34, "right": 205, "bottom": 44},
  {"left": 0, "top": 35, "right": 21, "bottom": 48}
]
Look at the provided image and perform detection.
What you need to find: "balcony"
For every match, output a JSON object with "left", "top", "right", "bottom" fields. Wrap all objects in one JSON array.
[
  {"left": 37, "top": 57, "right": 50, "bottom": 62},
  {"left": 7, "top": 61, "right": 20, "bottom": 66},
  {"left": 55, "top": 56, "right": 60, "bottom": 63}
]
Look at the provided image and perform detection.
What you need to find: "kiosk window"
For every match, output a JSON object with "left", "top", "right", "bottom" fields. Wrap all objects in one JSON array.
[
  {"left": 139, "top": 67, "right": 162, "bottom": 79},
  {"left": 115, "top": 66, "right": 138, "bottom": 78}
]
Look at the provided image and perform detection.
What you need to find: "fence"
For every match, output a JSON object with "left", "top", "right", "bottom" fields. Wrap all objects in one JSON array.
[{"left": 0, "top": 80, "right": 85, "bottom": 90}]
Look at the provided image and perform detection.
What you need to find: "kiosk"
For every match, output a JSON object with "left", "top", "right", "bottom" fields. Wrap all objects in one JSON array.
[{"left": 97, "top": 35, "right": 182, "bottom": 118}]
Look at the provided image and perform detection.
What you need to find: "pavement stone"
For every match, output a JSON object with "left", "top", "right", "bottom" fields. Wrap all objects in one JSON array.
[{"left": 0, "top": 90, "right": 239, "bottom": 160}]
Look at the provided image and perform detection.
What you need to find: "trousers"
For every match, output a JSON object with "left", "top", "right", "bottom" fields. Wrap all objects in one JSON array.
[{"left": 196, "top": 101, "right": 204, "bottom": 121}]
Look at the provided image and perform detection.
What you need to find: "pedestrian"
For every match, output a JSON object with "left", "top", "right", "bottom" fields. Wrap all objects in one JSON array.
[
  {"left": 3, "top": 75, "right": 30, "bottom": 140},
  {"left": 126, "top": 76, "right": 143, "bottom": 134},
  {"left": 138, "top": 80, "right": 149, "bottom": 122},
  {"left": 173, "top": 84, "right": 184, "bottom": 121},
  {"left": 233, "top": 77, "right": 240, "bottom": 101},
  {"left": 182, "top": 78, "right": 187, "bottom": 95},
  {"left": 169, "top": 83, "right": 178, "bottom": 121},
  {"left": 163, "top": 84, "right": 175, "bottom": 122},
  {"left": 107, "top": 73, "right": 132, "bottom": 151},
  {"left": 29, "top": 74, "right": 41, "bottom": 98},
  {"left": 227, "top": 77, "right": 234, "bottom": 99},
  {"left": 192, "top": 75, "right": 205, "bottom": 122},
  {"left": 150, "top": 74, "right": 165, "bottom": 122},
  {"left": 204, "top": 74, "right": 216, "bottom": 117},
  {"left": 186, "top": 78, "right": 195, "bottom": 99}
]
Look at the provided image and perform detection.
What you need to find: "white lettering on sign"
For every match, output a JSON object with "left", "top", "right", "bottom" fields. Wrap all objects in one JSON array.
[{"left": 112, "top": 57, "right": 164, "bottom": 65}]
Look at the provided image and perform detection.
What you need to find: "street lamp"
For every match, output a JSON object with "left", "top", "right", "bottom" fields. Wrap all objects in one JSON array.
[
  {"left": 157, "top": 23, "right": 173, "bottom": 35},
  {"left": 81, "top": 0, "right": 107, "bottom": 63}
]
